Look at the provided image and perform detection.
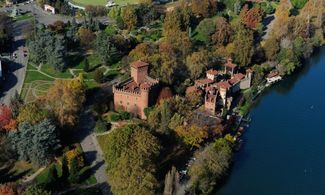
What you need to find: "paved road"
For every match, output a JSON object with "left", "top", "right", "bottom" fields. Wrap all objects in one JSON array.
[
  {"left": 77, "top": 82, "right": 118, "bottom": 195},
  {"left": 0, "top": 20, "right": 30, "bottom": 105}
]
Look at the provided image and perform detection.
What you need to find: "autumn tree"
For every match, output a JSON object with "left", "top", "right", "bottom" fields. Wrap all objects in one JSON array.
[
  {"left": 175, "top": 124, "right": 208, "bottom": 148},
  {"left": 263, "top": 35, "right": 280, "bottom": 61},
  {"left": 0, "top": 183, "right": 20, "bottom": 195},
  {"left": 103, "top": 125, "right": 161, "bottom": 195},
  {"left": 17, "top": 103, "right": 48, "bottom": 125},
  {"left": 45, "top": 74, "right": 86, "bottom": 127},
  {"left": 233, "top": 24, "right": 254, "bottom": 67},
  {"left": 162, "top": 9, "right": 191, "bottom": 56},
  {"left": 78, "top": 28, "right": 95, "bottom": 48},
  {"left": 0, "top": 105, "right": 16, "bottom": 131},
  {"left": 188, "top": 138, "right": 232, "bottom": 194},
  {"left": 157, "top": 87, "right": 173, "bottom": 103},
  {"left": 212, "top": 17, "right": 231, "bottom": 47},
  {"left": 240, "top": 4, "right": 262, "bottom": 29},
  {"left": 272, "top": 0, "right": 292, "bottom": 39},
  {"left": 121, "top": 5, "right": 138, "bottom": 30},
  {"left": 191, "top": 0, "right": 217, "bottom": 18},
  {"left": 186, "top": 50, "right": 210, "bottom": 79},
  {"left": 163, "top": 166, "right": 184, "bottom": 195}
]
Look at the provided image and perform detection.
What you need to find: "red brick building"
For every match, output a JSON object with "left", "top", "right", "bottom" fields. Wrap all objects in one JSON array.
[{"left": 113, "top": 61, "right": 159, "bottom": 119}]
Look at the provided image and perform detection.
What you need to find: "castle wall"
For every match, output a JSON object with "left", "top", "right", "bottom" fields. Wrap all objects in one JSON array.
[{"left": 113, "top": 89, "right": 149, "bottom": 119}]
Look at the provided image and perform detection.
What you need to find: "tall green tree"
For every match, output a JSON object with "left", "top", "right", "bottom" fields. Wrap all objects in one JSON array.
[
  {"left": 9, "top": 120, "right": 60, "bottom": 167},
  {"left": 94, "top": 31, "right": 117, "bottom": 66}
]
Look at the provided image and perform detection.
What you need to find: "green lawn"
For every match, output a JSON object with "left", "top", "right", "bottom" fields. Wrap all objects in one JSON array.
[
  {"left": 41, "top": 64, "right": 73, "bottom": 79},
  {"left": 70, "top": 0, "right": 138, "bottom": 6},
  {"left": 70, "top": 0, "right": 107, "bottom": 6},
  {"left": 97, "top": 134, "right": 109, "bottom": 155}
]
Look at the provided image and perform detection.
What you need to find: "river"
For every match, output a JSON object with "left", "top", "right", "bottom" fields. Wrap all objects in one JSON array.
[{"left": 217, "top": 46, "right": 325, "bottom": 195}]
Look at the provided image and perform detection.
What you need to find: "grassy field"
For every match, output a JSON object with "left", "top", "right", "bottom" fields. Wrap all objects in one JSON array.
[
  {"left": 70, "top": 0, "right": 107, "bottom": 6},
  {"left": 70, "top": 0, "right": 139, "bottom": 6}
]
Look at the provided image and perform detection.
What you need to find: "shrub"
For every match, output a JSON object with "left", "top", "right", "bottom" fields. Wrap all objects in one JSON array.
[{"left": 94, "top": 118, "right": 108, "bottom": 133}]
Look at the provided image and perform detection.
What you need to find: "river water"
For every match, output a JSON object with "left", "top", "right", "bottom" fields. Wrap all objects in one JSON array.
[{"left": 217, "top": 46, "right": 325, "bottom": 195}]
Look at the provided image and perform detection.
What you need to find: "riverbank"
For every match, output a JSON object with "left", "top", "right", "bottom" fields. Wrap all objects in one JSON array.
[{"left": 217, "top": 45, "right": 325, "bottom": 194}]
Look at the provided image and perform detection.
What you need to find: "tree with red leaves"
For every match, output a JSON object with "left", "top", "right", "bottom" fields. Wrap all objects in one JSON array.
[
  {"left": 240, "top": 4, "right": 262, "bottom": 29},
  {"left": 0, "top": 105, "right": 17, "bottom": 131},
  {"left": 0, "top": 183, "right": 21, "bottom": 195}
]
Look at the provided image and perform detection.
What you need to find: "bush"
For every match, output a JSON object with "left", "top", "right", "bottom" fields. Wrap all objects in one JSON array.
[
  {"left": 94, "top": 118, "right": 108, "bottom": 133},
  {"left": 290, "top": 0, "right": 308, "bottom": 9},
  {"left": 93, "top": 68, "right": 105, "bottom": 83}
]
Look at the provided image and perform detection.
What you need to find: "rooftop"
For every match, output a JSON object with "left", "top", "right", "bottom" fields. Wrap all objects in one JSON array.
[
  {"left": 130, "top": 60, "right": 149, "bottom": 69},
  {"left": 216, "top": 81, "right": 231, "bottom": 89},
  {"left": 224, "top": 58, "right": 237, "bottom": 69},
  {"left": 207, "top": 69, "right": 218, "bottom": 75}
]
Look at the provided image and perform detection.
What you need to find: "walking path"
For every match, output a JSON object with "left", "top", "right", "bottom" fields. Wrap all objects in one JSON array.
[{"left": 21, "top": 167, "right": 45, "bottom": 184}]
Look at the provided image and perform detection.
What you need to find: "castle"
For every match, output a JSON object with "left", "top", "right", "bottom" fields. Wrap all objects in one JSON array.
[
  {"left": 113, "top": 60, "right": 159, "bottom": 119},
  {"left": 186, "top": 58, "right": 252, "bottom": 116}
]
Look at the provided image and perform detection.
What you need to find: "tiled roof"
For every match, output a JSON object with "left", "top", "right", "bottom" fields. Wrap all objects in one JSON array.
[
  {"left": 217, "top": 81, "right": 231, "bottom": 89},
  {"left": 195, "top": 79, "right": 214, "bottom": 86},
  {"left": 207, "top": 69, "right": 218, "bottom": 75},
  {"left": 267, "top": 70, "right": 280, "bottom": 78},
  {"left": 130, "top": 60, "right": 149, "bottom": 69},
  {"left": 224, "top": 58, "right": 237, "bottom": 69}
]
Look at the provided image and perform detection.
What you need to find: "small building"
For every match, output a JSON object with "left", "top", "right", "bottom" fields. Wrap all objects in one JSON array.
[
  {"left": 206, "top": 69, "right": 219, "bottom": 81},
  {"left": 223, "top": 58, "right": 237, "bottom": 77},
  {"left": 44, "top": 4, "right": 55, "bottom": 14},
  {"left": 113, "top": 61, "right": 159, "bottom": 119},
  {"left": 266, "top": 70, "right": 282, "bottom": 84}
]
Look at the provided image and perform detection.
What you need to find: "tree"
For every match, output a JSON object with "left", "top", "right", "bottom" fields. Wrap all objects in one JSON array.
[
  {"left": 93, "top": 68, "right": 105, "bottom": 83},
  {"left": 82, "top": 58, "right": 90, "bottom": 72},
  {"left": 24, "top": 184, "right": 52, "bottom": 195},
  {"left": 191, "top": 0, "right": 216, "bottom": 18},
  {"left": 45, "top": 75, "right": 86, "bottom": 127},
  {"left": 163, "top": 166, "right": 184, "bottom": 195},
  {"left": 17, "top": 103, "right": 48, "bottom": 125},
  {"left": 94, "top": 31, "right": 117, "bottom": 66},
  {"left": 9, "top": 91, "right": 23, "bottom": 118},
  {"left": 9, "top": 120, "right": 61, "bottom": 167},
  {"left": 212, "top": 17, "right": 231, "bottom": 47},
  {"left": 291, "top": 0, "right": 308, "bottom": 9},
  {"left": 121, "top": 5, "right": 138, "bottom": 30},
  {"left": 103, "top": 125, "right": 161, "bottom": 195},
  {"left": 195, "top": 18, "right": 216, "bottom": 44},
  {"left": 68, "top": 157, "right": 80, "bottom": 183},
  {"left": 175, "top": 125, "right": 208, "bottom": 148},
  {"left": 233, "top": 24, "right": 254, "bottom": 67},
  {"left": 61, "top": 155, "right": 69, "bottom": 181},
  {"left": 157, "top": 87, "right": 173, "bottom": 103},
  {"left": 186, "top": 50, "right": 210, "bottom": 80},
  {"left": 240, "top": 4, "right": 262, "bottom": 29},
  {"left": 0, "top": 105, "right": 16, "bottom": 131},
  {"left": 188, "top": 138, "right": 232, "bottom": 194},
  {"left": 0, "top": 183, "right": 20, "bottom": 195},
  {"left": 148, "top": 100, "right": 173, "bottom": 134},
  {"left": 263, "top": 36, "right": 280, "bottom": 61},
  {"left": 47, "top": 35, "right": 67, "bottom": 72},
  {"left": 45, "top": 164, "right": 59, "bottom": 188},
  {"left": 272, "top": 0, "right": 291, "bottom": 39},
  {"left": 78, "top": 28, "right": 95, "bottom": 48},
  {"left": 0, "top": 135, "right": 16, "bottom": 168}
]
